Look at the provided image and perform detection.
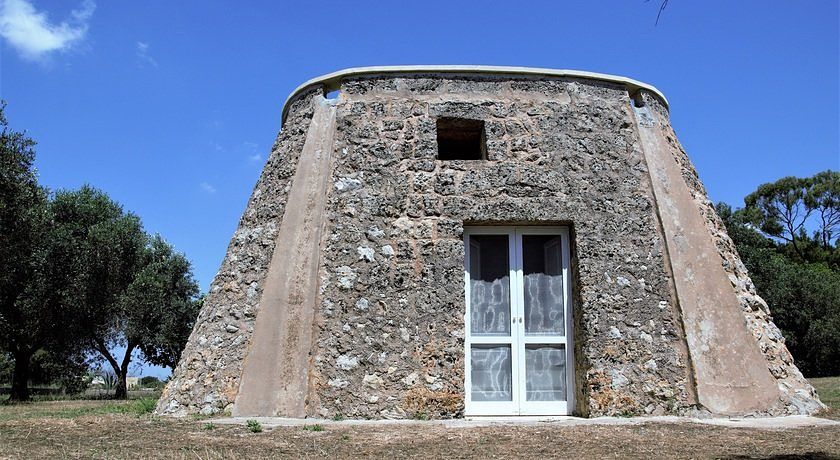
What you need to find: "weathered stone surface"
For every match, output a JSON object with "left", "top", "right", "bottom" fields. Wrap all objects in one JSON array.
[
  {"left": 157, "top": 69, "right": 823, "bottom": 419},
  {"left": 312, "top": 76, "right": 690, "bottom": 419}
]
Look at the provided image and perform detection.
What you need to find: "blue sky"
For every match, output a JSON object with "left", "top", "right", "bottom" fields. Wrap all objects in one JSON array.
[{"left": 1, "top": 1, "right": 838, "bottom": 377}]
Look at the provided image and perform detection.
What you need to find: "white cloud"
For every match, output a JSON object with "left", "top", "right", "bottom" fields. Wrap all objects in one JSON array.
[
  {"left": 243, "top": 141, "right": 263, "bottom": 163},
  {"left": 135, "top": 41, "right": 157, "bottom": 67},
  {"left": 199, "top": 182, "right": 216, "bottom": 194},
  {"left": 0, "top": 0, "right": 96, "bottom": 61}
]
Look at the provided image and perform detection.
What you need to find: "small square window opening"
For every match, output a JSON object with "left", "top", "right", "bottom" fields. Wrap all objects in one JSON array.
[{"left": 436, "top": 117, "right": 486, "bottom": 160}]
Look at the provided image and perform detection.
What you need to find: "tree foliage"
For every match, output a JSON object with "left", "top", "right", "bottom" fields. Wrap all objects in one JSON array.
[
  {"left": 743, "top": 172, "right": 840, "bottom": 263},
  {"left": 126, "top": 239, "right": 202, "bottom": 371},
  {"left": 807, "top": 170, "right": 840, "bottom": 250},
  {"left": 50, "top": 185, "right": 147, "bottom": 399},
  {"left": 0, "top": 103, "right": 201, "bottom": 400},
  {"left": 718, "top": 171, "right": 840, "bottom": 377},
  {"left": 50, "top": 188, "right": 201, "bottom": 398},
  {"left": 0, "top": 103, "right": 87, "bottom": 401},
  {"left": 85, "top": 232, "right": 201, "bottom": 397}
]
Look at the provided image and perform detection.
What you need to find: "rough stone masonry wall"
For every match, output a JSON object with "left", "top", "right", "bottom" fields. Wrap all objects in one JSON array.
[
  {"left": 639, "top": 92, "right": 825, "bottom": 415},
  {"left": 158, "top": 73, "right": 820, "bottom": 419},
  {"left": 156, "top": 89, "right": 320, "bottom": 416},
  {"left": 308, "top": 76, "right": 694, "bottom": 419}
]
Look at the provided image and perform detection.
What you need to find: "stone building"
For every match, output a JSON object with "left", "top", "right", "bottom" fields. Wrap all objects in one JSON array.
[{"left": 156, "top": 66, "right": 824, "bottom": 419}]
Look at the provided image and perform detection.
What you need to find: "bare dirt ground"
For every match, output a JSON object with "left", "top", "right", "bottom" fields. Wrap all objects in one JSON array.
[{"left": 0, "top": 378, "right": 837, "bottom": 459}]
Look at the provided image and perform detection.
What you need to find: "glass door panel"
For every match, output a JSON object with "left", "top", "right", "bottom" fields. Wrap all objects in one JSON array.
[
  {"left": 465, "top": 229, "right": 518, "bottom": 415},
  {"left": 469, "top": 235, "right": 511, "bottom": 337},
  {"left": 525, "top": 345, "right": 567, "bottom": 401},
  {"left": 522, "top": 235, "right": 565, "bottom": 336},
  {"left": 470, "top": 345, "right": 513, "bottom": 401}
]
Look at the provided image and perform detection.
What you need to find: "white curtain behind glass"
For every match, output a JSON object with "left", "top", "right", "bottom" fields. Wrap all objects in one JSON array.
[
  {"left": 525, "top": 346, "right": 567, "bottom": 401},
  {"left": 523, "top": 273, "right": 565, "bottom": 336},
  {"left": 471, "top": 346, "right": 512, "bottom": 401},
  {"left": 470, "top": 277, "right": 511, "bottom": 336}
]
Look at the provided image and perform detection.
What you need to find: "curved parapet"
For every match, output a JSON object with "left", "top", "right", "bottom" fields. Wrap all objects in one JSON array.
[{"left": 280, "top": 65, "right": 669, "bottom": 124}]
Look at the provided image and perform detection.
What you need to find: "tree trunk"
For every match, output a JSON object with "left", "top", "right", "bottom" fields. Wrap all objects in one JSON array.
[
  {"left": 110, "top": 342, "right": 136, "bottom": 400},
  {"left": 94, "top": 338, "right": 131, "bottom": 400},
  {"left": 9, "top": 350, "right": 32, "bottom": 402},
  {"left": 92, "top": 337, "right": 139, "bottom": 400},
  {"left": 113, "top": 370, "right": 128, "bottom": 399}
]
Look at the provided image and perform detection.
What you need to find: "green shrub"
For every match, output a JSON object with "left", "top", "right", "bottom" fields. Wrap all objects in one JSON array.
[
  {"left": 718, "top": 202, "right": 840, "bottom": 377},
  {"left": 0, "top": 353, "right": 12, "bottom": 385},
  {"left": 133, "top": 398, "right": 157, "bottom": 415},
  {"left": 139, "top": 376, "right": 165, "bottom": 389},
  {"left": 245, "top": 419, "right": 262, "bottom": 433},
  {"left": 303, "top": 424, "right": 324, "bottom": 432},
  {"left": 96, "top": 370, "right": 118, "bottom": 391}
]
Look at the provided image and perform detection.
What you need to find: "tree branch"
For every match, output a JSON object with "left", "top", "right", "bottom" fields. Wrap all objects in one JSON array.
[
  {"left": 93, "top": 337, "right": 120, "bottom": 376},
  {"left": 120, "top": 340, "right": 137, "bottom": 375},
  {"left": 655, "top": 0, "right": 669, "bottom": 26}
]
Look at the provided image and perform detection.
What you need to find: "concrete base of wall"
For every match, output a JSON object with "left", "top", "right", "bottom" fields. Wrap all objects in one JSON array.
[{"left": 208, "top": 414, "right": 838, "bottom": 430}]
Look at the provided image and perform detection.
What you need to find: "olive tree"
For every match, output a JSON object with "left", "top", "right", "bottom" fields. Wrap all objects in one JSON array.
[
  {"left": 744, "top": 171, "right": 839, "bottom": 262},
  {"left": 0, "top": 104, "right": 202, "bottom": 400},
  {"left": 55, "top": 189, "right": 201, "bottom": 398},
  {"left": 0, "top": 103, "right": 79, "bottom": 401},
  {"left": 49, "top": 186, "right": 147, "bottom": 399}
]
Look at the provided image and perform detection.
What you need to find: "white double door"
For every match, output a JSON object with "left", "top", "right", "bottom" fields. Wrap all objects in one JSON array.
[{"left": 464, "top": 226, "right": 574, "bottom": 416}]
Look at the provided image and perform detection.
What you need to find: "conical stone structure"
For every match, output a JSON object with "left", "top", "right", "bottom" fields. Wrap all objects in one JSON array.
[{"left": 156, "top": 66, "right": 824, "bottom": 419}]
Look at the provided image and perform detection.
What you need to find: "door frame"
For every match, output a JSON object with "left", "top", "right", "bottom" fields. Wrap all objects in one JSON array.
[{"left": 463, "top": 226, "right": 575, "bottom": 416}]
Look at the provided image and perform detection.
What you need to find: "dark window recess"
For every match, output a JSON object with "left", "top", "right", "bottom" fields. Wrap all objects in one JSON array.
[{"left": 436, "top": 117, "right": 487, "bottom": 160}]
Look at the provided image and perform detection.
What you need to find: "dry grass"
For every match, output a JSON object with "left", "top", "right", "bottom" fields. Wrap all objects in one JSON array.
[
  {"left": 0, "top": 410, "right": 837, "bottom": 459},
  {"left": 0, "top": 379, "right": 837, "bottom": 459}
]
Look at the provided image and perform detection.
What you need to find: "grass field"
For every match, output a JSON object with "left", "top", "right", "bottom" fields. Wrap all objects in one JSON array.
[
  {"left": 0, "top": 397, "right": 156, "bottom": 422},
  {"left": 0, "top": 379, "right": 837, "bottom": 459},
  {"left": 810, "top": 376, "right": 840, "bottom": 420}
]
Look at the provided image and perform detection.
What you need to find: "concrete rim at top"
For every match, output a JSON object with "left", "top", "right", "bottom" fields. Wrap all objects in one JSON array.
[{"left": 281, "top": 65, "right": 669, "bottom": 124}]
